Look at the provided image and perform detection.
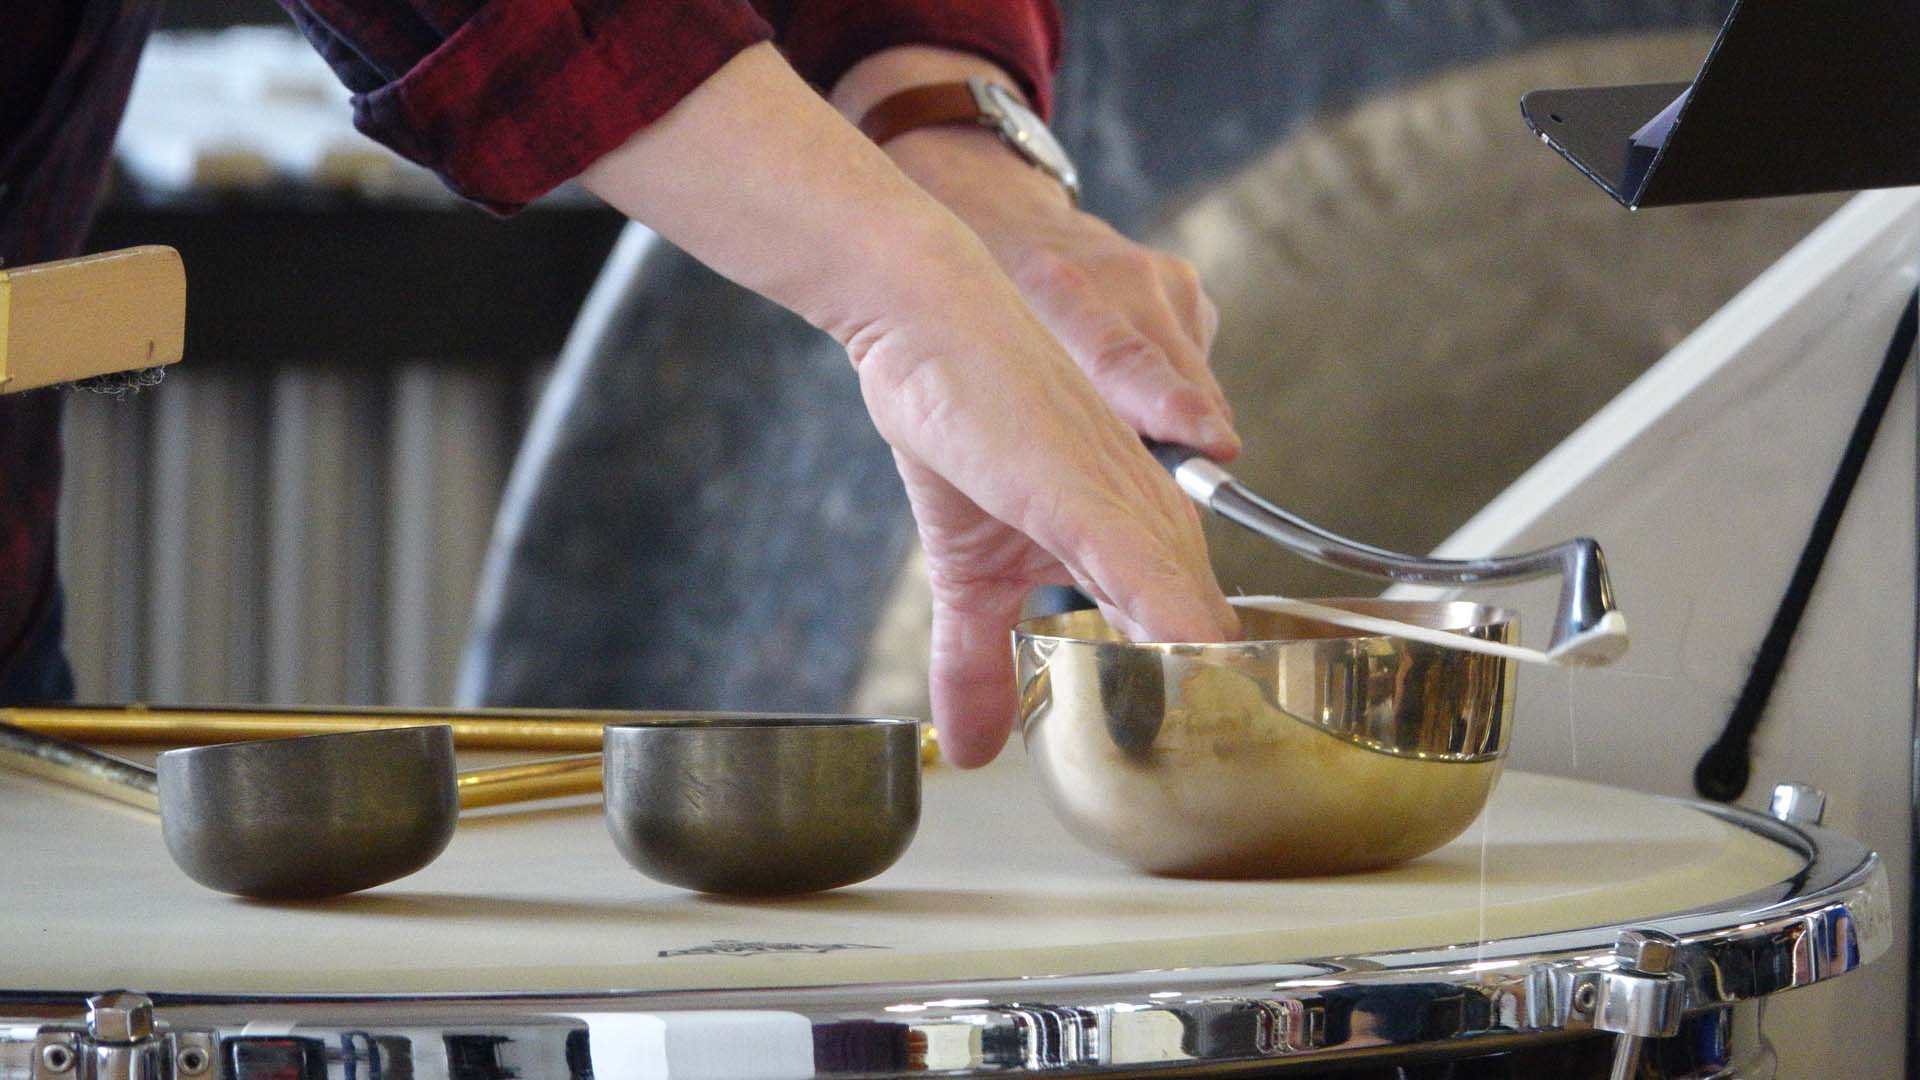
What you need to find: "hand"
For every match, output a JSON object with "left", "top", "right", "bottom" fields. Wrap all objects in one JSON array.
[
  {"left": 850, "top": 268, "right": 1239, "bottom": 766},
  {"left": 831, "top": 47, "right": 1238, "bottom": 460},
  {"left": 886, "top": 127, "right": 1240, "bottom": 462},
  {"left": 581, "top": 44, "right": 1236, "bottom": 766}
]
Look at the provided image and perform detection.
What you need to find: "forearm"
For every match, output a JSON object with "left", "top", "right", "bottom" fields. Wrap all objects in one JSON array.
[{"left": 578, "top": 42, "right": 990, "bottom": 347}]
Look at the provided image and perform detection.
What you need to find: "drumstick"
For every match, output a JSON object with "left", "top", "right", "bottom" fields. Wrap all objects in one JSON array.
[
  {"left": 456, "top": 754, "right": 602, "bottom": 808},
  {"left": 4, "top": 705, "right": 607, "bottom": 751},
  {"left": 2, "top": 705, "right": 945, "bottom": 763},
  {"left": 0, "top": 247, "right": 186, "bottom": 394},
  {"left": 0, "top": 722, "right": 159, "bottom": 811},
  {"left": 0, "top": 721, "right": 602, "bottom": 814}
]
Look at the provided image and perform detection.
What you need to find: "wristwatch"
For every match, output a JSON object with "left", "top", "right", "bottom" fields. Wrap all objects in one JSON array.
[{"left": 858, "top": 77, "right": 1081, "bottom": 203}]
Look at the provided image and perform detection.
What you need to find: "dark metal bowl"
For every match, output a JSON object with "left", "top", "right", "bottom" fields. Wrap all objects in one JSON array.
[
  {"left": 156, "top": 726, "right": 458, "bottom": 899},
  {"left": 602, "top": 716, "right": 921, "bottom": 895}
]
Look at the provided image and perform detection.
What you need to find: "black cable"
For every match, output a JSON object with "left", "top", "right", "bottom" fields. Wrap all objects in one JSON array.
[{"left": 1694, "top": 289, "right": 1920, "bottom": 801}]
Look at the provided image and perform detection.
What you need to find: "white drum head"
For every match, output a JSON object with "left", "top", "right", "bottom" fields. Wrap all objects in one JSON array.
[{"left": 4, "top": 754, "right": 1799, "bottom": 995}]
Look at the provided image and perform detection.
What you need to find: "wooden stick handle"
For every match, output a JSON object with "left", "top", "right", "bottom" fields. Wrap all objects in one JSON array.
[
  {"left": 5, "top": 705, "right": 607, "bottom": 751},
  {"left": 457, "top": 754, "right": 603, "bottom": 808},
  {"left": 0, "top": 246, "right": 186, "bottom": 394}
]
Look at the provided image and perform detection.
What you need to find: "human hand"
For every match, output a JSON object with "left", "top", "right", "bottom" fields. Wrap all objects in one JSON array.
[
  {"left": 830, "top": 47, "right": 1239, "bottom": 462},
  {"left": 886, "top": 125, "right": 1240, "bottom": 462},
  {"left": 580, "top": 43, "right": 1235, "bottom": 766},
  {"left": 850, "top": 264, "right": 1239, "bottom": 766}
]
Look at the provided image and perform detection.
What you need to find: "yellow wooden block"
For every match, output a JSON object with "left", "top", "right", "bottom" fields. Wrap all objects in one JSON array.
[{"left": 0, "top": 245, "right": 185, "bottom": 395}]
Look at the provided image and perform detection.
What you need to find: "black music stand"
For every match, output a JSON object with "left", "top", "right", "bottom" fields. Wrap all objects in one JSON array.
[{"left": 1521, "top": 0, "right": 1920, "bottom": 208}]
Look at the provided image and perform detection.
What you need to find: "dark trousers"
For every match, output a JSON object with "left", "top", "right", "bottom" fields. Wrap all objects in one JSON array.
[{"left": 0, "top": 585, "right": 75, "bottom": 705}]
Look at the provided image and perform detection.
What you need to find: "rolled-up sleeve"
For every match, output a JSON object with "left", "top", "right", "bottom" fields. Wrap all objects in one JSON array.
[
  {"left": 282, "top": 0, "right": 773, "bottom": 213},
  {"left": 756, "top": 0, "right": 1063, "bottom": 118},
  {"left": 279, "top": 0, "right": 1060, "bottom": 214}
]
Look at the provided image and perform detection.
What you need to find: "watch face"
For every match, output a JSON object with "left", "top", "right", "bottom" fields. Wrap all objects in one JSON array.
[{"left": 978, "top": 82, "right": 1081, "bottom": 196}]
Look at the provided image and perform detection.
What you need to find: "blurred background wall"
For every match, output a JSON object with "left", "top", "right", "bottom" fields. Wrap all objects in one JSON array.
[{"left": 66, "top": 3, "right": 623, "bottom": 705}]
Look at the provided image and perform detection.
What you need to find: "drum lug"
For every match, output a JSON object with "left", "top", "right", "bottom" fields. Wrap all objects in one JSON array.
[
  {"left": 1566, "top": 930, "right": 1686, "bottom": 1080},
  {"left": 1769, "top": 782, "right": 1826, "bottom": 826},
  {"left": 26, "top": 991, "right": 215, "bottom": 1080}
]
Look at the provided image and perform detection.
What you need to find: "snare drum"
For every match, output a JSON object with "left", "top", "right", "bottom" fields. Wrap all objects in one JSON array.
[{"left": 0, "top": 749, "right": 1884, "bottom": 1079}]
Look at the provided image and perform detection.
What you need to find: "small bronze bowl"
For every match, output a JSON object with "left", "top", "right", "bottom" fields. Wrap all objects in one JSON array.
[{"left": 602, "top": 716, "right": 921, "bottom": 895}]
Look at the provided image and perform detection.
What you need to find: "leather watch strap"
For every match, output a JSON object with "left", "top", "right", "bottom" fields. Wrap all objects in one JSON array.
[{"left": 857, "top": 82, "right": 987, "bottom": 145}]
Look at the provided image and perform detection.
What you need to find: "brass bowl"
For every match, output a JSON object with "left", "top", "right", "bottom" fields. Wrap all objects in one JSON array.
[{"left": 1014, "top": 599, "right": 1517, "bottom": 877}]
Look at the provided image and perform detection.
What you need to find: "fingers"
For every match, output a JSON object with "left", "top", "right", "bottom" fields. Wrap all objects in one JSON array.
[
  {"left": 924, "top": 579, "right": 1028, "bottom": 768},
  {"left": 1052, "top": 477, "right": 1240, "bottom": 645},
  {"left": 919, "top": 493, "right": 1234, "bottom": 770},
  {"left": 899, "top": 445, "right": 1236, "bottom": 768},
  {"left": 977, "top": 431, "right": 1235, "bottom": 647},
  {"left": 885, "top": 130, "right": 1237, "bottom": 462},
  {"left": 1154, "top": 250, "right": 1218, "bottom": 356},
  {"left": 866, "top": 342, "right": 1228, "bottom": 640},
  {"left": 1015, "top": 249, "right": 1240, "bottom": 461},
  {"left": 858, "top": 275, "right": 1242, "bottom": 764}
]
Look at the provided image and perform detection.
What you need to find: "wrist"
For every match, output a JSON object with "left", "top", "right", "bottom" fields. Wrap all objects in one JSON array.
[
  {"left": 841, "top": 64, "right": 1078, "bottom": 206},
  {"left": 886, "top": 124, "right": 1073, "bottom": 211},
  {"left": 812, "top": 206, "right": 1009, "bottom": 356},
  {"left": 830, "top": 46, "right": 1027, "bottom": 125}
]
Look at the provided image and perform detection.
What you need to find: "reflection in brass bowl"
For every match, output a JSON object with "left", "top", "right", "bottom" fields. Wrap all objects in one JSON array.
[{"left": 1015, "top": 599, "right": 1517, "bottom": 877}]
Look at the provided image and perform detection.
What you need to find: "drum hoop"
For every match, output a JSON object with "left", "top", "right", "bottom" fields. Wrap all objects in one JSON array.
[{"left": 0, "top": 798, "right": 1886, "bottom": 1076}]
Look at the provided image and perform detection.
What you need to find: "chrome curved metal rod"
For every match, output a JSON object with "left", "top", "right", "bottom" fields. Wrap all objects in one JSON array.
[{"left": 1146, "top": 441, "right": 1628, "bottom": 664}]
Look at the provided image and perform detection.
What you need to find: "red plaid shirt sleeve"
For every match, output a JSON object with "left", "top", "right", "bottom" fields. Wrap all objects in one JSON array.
[
  {"left": 280, "top": 0, "right": 1062, "bottom": 214},
  {"left": 757, "top": 0, "right": 1062, "bottom": 115}
]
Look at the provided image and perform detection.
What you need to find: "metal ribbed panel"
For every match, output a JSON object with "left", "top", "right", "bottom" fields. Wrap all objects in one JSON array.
[{"left": 57, "top": 364, "right": 513, "bottom": 706}]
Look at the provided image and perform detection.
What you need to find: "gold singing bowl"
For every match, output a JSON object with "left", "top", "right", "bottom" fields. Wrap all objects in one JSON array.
[{"left": 1015, "top": 599, "right": 1518, "bottom": 877}]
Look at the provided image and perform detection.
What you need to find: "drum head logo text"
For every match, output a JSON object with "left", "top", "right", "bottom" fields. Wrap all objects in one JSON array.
[{"left": 659, "top": 939, "right": 889, "bottom": 958}]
